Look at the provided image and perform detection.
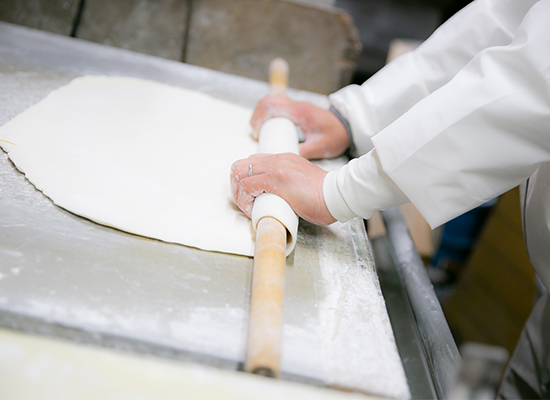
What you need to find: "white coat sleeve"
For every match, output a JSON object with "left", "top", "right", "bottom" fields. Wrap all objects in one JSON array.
[
  {"left": 324, "top": 0, "right": 550, "bottom": 227},
  {"left": 329, "top": 0, "right": 538, "bottom": 157}
]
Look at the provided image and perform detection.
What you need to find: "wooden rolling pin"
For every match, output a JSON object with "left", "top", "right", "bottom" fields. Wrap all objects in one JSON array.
[{"left": 245, "top": 58, "right": 294, "bottom": 378}]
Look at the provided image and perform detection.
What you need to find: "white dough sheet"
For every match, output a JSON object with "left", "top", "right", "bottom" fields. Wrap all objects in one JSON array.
[{"left": 0, "top": 76, "right": 274, "bottom": 257}]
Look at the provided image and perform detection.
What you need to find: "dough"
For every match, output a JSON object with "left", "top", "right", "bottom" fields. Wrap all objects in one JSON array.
[
  {"left": 0, "top": 76, "right": 282, "bottom": 257},
  {"left": 257, "top": 117, "right": 299, "bottom": 155},
  {"left": 253, "top": 117, "right": 300, "bottom": 255}
]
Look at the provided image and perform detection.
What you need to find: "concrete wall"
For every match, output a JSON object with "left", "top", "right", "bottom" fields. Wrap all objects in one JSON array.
[
  {"left": 0, "top": 0, "right": 360, "bottom": 94},
  {"left": 0, "top": 0, "right": 80, "bottom": 35},
  {"left": 186, "top": 0, "right": 360, "bottom": 93},
  {"left": 77, "top": 0, "right": 189, "bottom": 61}
]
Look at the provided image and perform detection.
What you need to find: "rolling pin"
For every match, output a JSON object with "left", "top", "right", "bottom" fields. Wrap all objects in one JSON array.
[{"left": 245, "top": 58, "right": 299, "bottom": 378}]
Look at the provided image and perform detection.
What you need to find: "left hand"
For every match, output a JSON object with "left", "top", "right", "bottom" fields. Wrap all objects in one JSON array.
[
  {"left": 230, "top": 153, "right": 336, "bottom": 226},
  {"left": 249, "top": 94, "right": 350, "bottom": 160}
]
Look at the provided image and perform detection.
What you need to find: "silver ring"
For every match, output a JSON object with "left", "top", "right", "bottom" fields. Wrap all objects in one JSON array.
[{"left": 248, "top": 164, "right": 253, "bottom": 177}]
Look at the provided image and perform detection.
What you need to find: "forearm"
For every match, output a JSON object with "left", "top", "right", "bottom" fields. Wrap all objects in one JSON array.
[
  {"left": 330, "top": 0, "right": 537, "bottom": 157},
  {"left": 325, "top": 0, "right": 550, "bottom": 227}
]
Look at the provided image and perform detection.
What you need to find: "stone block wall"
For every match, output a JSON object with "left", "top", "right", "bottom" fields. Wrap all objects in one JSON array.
[
  {"left": 77, "top": 0, "right": 189, "bottom": 61},
  {"left": 186, "top": 0, "right": 360, "bottom": 93},
  {"left": 0, "top": 0, "right": 80, "bottom": 35},
  {"left": 0, "top": 0, "right": 360, "bottom": 94}
]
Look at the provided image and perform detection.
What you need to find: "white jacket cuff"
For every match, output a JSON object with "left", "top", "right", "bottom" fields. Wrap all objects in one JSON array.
[
  {"left": 323, "top": 149, "right": 409, "bottom": 222},
  {"left": 323, "top": 169, "right": 356, "bottom": 222}
]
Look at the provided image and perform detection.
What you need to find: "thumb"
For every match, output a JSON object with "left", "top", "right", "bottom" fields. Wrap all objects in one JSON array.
[{"left": 299, "top": 138, "right": 325, "bottom": 160}]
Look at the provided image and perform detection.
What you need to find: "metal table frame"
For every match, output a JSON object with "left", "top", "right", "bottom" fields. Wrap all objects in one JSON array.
[{"left": 373, "top": 208, "right": 461, "bottom": 399}]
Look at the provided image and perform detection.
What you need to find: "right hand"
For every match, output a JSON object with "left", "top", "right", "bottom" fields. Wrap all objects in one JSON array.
[
  {"left": 250, "top": 94, "right": 350, "bottom": 160},
  {"left": 231, "top": 153, "right": 336, "bottom": 225}
]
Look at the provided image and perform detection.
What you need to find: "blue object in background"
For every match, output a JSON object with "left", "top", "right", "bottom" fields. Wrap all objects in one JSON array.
[
  {"left": 431, "top": 198, "right": 498, "bottom": 267},
  {"left": 428, "top": 198, "right": 498, "bottom": 300}
]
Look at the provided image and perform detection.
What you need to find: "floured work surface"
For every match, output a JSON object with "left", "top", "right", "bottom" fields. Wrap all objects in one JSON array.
[{"left": 0, "top": 23, "right": 410, "bottom": 399}]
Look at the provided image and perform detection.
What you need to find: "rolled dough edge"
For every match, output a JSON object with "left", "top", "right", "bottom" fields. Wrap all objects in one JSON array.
[{"left": 251, "top": 193, "right": 298, "bottom": 256}]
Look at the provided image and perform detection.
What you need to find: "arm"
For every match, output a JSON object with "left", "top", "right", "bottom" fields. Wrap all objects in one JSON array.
[
  {"left": 326, "top": 0, "right": 550, "bottom": 227},
  {"left": 331, "top": 0, "right": 539, "bottom": 156}
]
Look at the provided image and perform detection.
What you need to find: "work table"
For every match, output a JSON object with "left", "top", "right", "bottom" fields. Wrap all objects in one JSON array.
[{"left": 0, "top": 21, "right": 456, "bottom": 399}]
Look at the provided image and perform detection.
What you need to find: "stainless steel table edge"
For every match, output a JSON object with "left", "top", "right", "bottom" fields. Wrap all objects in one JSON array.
[{"left": 372, "top": 208, "right": 461, "bottom": 399}]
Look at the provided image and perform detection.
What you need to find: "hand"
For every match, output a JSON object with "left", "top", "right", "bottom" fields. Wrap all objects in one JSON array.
[
  {"left": 250, "top": 94, "right": 350, "bottom": 160},
  {"left": 231, "top": 153, "right": 337, "bottom": 226}
]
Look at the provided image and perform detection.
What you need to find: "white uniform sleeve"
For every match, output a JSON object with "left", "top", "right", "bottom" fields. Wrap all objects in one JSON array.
[
  {"left": 324, "top": 0, "right": 550, "bottom": 227},
  {"left": 329, "top": 0, "right": 538, "bottom": 157}
]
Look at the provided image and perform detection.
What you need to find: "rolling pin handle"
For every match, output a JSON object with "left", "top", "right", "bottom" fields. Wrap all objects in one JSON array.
[
  {"left": 269, "top": 58, "right": 289, "bottom": 94},
  {"left": 245, "top": 57, "right": 293, "bottom": 379}
]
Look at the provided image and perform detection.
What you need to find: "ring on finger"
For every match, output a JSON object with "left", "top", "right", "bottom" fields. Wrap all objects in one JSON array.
[{"left": 248, "top": 164, "right": 253, "bottom": 177}]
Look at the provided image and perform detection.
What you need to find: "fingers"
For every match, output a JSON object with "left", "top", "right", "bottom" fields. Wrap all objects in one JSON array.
[
  {"left": 250, "top": 94, "right": 295, "bottom": 139},
  {"left": 230, "top": 155, "right": 269, "bottom": 188},
  {"left": 236, "top": 175, "right": 274, "bottom": 217},
  {"left": 247, "top": 153, "right": 270, "bottom": 159},
  {"left": 230, "top": 156, "right": 272, "bottom": 216},
  {"left": 231, "top": 162, "right": 276, "bottom": 217}
]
